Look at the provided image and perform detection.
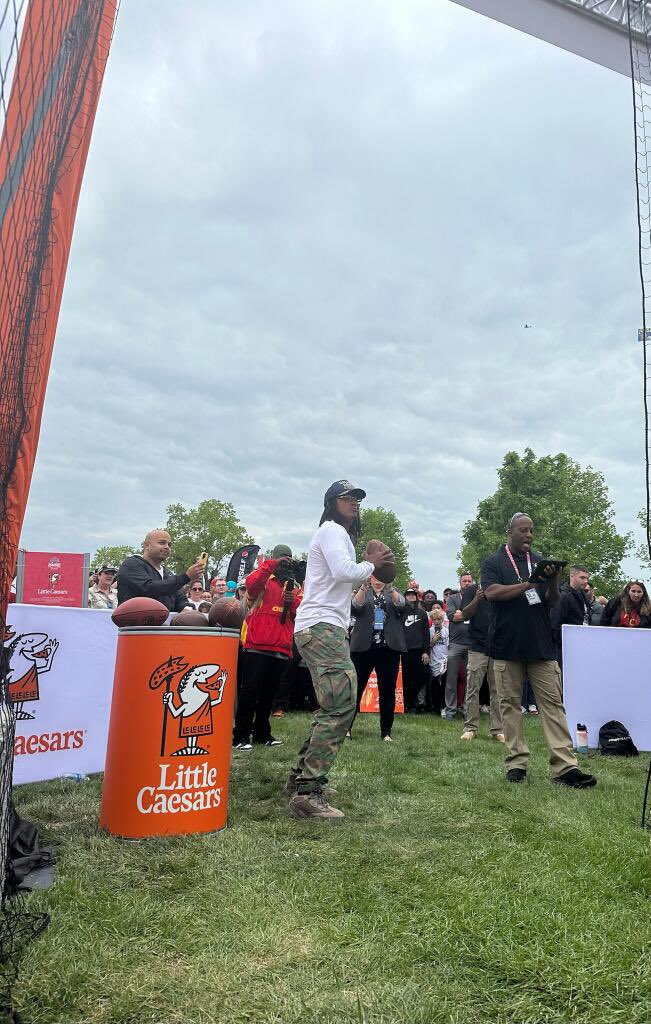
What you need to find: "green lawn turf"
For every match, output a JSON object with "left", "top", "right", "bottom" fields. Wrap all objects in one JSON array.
[{"left": 11, "top": 713, "right": 651, "bottom": 1024}]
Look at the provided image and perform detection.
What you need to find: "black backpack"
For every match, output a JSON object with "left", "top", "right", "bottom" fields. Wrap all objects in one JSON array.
[{"left": 598, "top": 720, "right": 639, "bottom": 757}]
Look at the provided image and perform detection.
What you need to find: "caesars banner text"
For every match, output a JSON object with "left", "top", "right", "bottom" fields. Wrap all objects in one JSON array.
[{"left": 6, "top": 605, "right": 116, "bottom": 784}]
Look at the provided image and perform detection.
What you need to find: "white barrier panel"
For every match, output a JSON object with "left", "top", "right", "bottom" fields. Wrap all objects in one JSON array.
[
  {"left": 562, "top": 625, "right": 651, "bottom": 752},
  {"left": 5, "top": 604, "right": 116, "bottom": 784}
]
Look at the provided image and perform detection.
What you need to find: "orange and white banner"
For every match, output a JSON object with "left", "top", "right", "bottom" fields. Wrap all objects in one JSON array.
[
  {"left": 359, "top": 666, "right": 404, "bottom": 714},
  {"left": 6, "top": 605, "right": 116, "bottom": 784}
]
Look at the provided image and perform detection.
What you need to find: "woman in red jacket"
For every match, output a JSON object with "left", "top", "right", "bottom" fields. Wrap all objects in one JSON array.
[{"left": 232, "top": 545, "right": 303, "bottom": 749}]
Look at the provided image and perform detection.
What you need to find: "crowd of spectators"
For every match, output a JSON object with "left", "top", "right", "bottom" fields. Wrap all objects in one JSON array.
[{"left": 97, "top": 525, "right": 649, "bottom": 767}]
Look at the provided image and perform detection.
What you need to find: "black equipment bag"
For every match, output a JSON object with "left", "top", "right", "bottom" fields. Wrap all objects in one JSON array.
[{"left": 598, "top": 720, "right": 639, "bottom": 757}]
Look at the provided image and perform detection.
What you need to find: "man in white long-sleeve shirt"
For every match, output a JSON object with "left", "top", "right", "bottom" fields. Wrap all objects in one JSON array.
[{"left": 285, "top": 479, "right": 395, "bottom": 820}]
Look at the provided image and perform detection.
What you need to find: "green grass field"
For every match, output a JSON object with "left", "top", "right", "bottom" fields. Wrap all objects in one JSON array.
[{"left": 12, "top": 713, "right": 651, "bottom": 1024}]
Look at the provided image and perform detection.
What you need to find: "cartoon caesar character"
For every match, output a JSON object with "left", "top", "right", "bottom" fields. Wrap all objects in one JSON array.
[
  {"left": 160, "top": 662, "right": 227, "bottom": 756},
  {"left": 4, "top": 630, "right": 59, "bottom": 719}
]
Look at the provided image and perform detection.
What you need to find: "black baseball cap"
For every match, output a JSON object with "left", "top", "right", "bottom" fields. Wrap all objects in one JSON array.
[
  {"left": 99, "top": 565, "right": 117, "bottom": 574},
  {"left": 324, "top": 479, "right": 366, "bottom": 504}
]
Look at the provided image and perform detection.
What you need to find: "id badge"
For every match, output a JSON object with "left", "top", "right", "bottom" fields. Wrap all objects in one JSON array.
[
  {"left": 373, "top": 607, "right": 386, "bottom": 631},
  {"left": 524, "top": 588, "right": 541, "bottom": 606}
]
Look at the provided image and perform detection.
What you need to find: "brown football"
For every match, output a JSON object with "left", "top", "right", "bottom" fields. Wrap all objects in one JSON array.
[
  {"left": 111, "top": 597, "right": 169, "bottom": 628},
  {"left": 365, "top": 539, "right": 396, "bottom": 584},
  {"left": 170, "top": 608, "right": 208, "bottom": 627},
  {"left": 208, "top": 598, "right": 244, "bottom": 630}
]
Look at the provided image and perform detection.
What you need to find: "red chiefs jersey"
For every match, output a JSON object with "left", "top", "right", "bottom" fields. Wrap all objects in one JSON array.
[{"left": 244, "top": 559, "right": 302, "bottom": 657}]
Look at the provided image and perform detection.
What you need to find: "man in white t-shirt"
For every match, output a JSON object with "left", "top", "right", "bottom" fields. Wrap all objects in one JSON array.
[{"left": 285, "top": 480, "right": 395, "bottom": 821}]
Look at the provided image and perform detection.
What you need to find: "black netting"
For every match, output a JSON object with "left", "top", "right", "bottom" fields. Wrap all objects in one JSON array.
[
  {"left": 628, "top": 1, "right": 651, "bottom": 560},
  {"left": 0, "top": 3, "right": 118, "bottom": 1018}
]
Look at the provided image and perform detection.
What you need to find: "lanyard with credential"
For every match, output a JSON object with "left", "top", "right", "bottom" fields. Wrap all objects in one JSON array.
[{"left": 504, "top": 545, "right": 532, "bottom": 583}]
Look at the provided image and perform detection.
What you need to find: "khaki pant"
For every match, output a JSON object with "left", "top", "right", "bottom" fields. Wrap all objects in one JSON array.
[
  {"left": 492, "top": 659, "right": 577, "bottom": 778},
  {"left": 464, "top": 652, "right": 502, "bottom": 736}
]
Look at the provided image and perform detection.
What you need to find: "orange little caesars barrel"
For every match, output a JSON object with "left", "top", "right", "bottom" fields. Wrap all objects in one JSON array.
[{"left": 100, "top": 626, "right": 239, "bottom": 839}]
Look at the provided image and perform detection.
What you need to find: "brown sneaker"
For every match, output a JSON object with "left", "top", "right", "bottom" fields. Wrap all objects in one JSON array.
[
  {"left": 288, "top": 790, "right": 344, "bottom": 820},
  {"left": 460, "top": 730, "right": 475, "bottom": 741},
  {"left": 493, "top": 732, "right": 506, "bottom": 743}
]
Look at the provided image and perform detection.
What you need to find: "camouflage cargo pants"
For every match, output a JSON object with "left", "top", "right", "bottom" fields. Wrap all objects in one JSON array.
[{"left": 290, "top": 622, "right": 356, "bottom": 794}]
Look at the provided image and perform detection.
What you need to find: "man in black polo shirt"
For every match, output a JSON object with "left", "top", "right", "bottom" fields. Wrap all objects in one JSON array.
[
  {"left": 481, "top": 513, "right": 596, "bottom": 788},
  {"left": 458, "top": 583, "right": 504, "bottom": 742}
]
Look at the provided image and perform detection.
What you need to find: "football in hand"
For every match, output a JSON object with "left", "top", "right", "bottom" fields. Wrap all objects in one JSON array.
[
  {"left": 111, "top": 597, "right": 169, "bottom": 628},
  {"left": 364, "top": 539, "right": 396, "bottom": 584}
]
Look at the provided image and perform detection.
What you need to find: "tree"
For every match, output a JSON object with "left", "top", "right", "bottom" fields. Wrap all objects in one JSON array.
[
  {"left": 91, "top": 544, "right": 137, "bottom": 571},
  {"left": 635, "top": 509, "right": 651, "bottom": 575},
  {"left": 458, "top": 449, "right": 631, "bottom": 595},
  {"left": 163, "top": 500, "right": 253, "bottom": 578},
  {"left": 355, "top": 507, "right": 411, "bottom": 590}
]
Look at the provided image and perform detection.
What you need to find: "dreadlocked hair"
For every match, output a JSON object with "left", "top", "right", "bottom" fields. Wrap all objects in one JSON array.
[{"left": 319, "top": 498, "right": 361, "bottom": 545}]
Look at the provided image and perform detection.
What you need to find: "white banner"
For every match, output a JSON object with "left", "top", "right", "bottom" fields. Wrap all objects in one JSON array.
[
  {"left": 562, "top": 625, "right": 651, "bottom": 751},
  {"left": 5, "top": 604, "right": 116, "bottom": 784}
]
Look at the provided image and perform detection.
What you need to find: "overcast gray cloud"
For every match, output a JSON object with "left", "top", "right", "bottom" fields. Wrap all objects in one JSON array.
[{"left": 20, "top": 0, "right": 647, "bottom": 587}]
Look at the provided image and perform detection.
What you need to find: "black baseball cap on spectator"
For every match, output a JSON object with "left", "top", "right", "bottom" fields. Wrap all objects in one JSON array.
[
  {"left": 323, "top": 479, "right": 366, "bottom": 504},
  {"left": 405, "top": 588, "right": 418, "bottom": 596},
  {"left": 99, "top": 566, "right": 117, "bottom": 575}
]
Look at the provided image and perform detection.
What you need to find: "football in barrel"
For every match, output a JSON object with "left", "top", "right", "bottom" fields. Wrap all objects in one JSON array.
[
  {"left": 111, "top": 597, "right": 169, "bottom": 628},
  {"left": 170, "top": 608, "right": 208, "bottom": 627},
  {"left": 208, "top": 597, "right": 245, "bottom": 630},
  {"left": 365, "top": 538, "right": 396, "bottom": 584}
]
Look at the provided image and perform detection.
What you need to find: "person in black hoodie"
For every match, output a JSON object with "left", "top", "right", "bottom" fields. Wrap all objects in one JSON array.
[
  {"left": 401, "top": 588, "right": 431, "bottom": 711},
  {"left": 117, "top": 530, "right": 203, "bottom": 612},
  {"left": 550, "top": 564, "right": 591, "bottom": 664}
]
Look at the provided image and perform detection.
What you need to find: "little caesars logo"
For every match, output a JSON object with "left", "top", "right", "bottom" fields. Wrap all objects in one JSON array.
[
  {"left": 3, "top": 626, "right": 59, "bottom": 720},
  {"left": 137, "top": 762, "right": 221, "bottom": 815},
  {"left": 137, "top": 655, "right": 229, "bottom": 815}
]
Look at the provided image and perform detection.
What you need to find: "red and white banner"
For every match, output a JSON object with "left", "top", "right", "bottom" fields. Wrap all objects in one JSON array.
[
  {"left": 21, "top": 551, "right": 87, "bottom": 608},
  {"left": 6, "top": 605, "right": 116, "bottom": 784},
  {"left": 359, "top": 667, "right": 405, "bottom": 714}
]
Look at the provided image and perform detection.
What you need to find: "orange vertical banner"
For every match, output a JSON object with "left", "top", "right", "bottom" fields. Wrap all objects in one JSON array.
[
  {"left": 359, "top": 666, "right": 405, "bottom": 714},
  {"left": 0, "top": 0, "right": 118, "bottom": 620}
]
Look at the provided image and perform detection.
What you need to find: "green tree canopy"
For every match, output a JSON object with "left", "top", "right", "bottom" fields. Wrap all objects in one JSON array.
[
  {"left": 634, "top": 510, "right": 651, "bottom": 576},
  {"left": 163, "top": 499, "right": 253, "bottom": 578},
  {"left": 91, "top": 544, "right": 137, "bottom": 571},
  {"left": 355, "top": 506, "right": 411, "bottom": 590},
  {"left": 459, "top": 449, "right": 631, "bottom": 595}
]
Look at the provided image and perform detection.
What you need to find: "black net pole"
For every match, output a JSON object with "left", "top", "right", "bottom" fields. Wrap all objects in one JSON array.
[{"left": 628, "top": 0, "right": 651, "bottom": 561}]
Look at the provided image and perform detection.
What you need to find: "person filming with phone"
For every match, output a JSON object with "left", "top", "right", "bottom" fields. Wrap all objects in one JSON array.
[
  {"left": 481, "top": 513, "right": 596, "bottom": 790},
  {"left": 117, "top": 529, "right": 203, "bottom": 612}
]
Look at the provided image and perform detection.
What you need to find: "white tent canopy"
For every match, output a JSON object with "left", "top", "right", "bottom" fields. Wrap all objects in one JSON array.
[{"left": 450, "top": 0, "right": 647, "bottom": 76}]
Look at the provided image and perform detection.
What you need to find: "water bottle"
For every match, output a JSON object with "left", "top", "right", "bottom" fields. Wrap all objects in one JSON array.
[
  {"left": 60, "top": 772, "right": 88, "bottom": 782},
  {"left": 575, "top": 724, "right": 588, "bottom": 753}
]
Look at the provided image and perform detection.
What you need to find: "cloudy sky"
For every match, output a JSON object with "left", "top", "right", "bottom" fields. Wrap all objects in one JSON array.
[{"left": 19, "top": 0, "right": 648, "bottom": 588}]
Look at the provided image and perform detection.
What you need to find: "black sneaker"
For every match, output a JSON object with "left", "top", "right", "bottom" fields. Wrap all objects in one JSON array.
[
  {"left": 233, "top": 741, "right": 253, "bottom": 750},
  {"left": 264, "top": 738, "right": 283, "bottom": 747},
  {"left": 506, "top": 768, "right": 527, "bottom": 783},
  {"left": 553, "top": 768, "right": 597, "bottom": 789}
]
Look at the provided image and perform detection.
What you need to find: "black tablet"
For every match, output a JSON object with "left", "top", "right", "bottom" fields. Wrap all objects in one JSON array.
[{"left": 529, "top": 559, "right": 567, "bottom": 581}]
